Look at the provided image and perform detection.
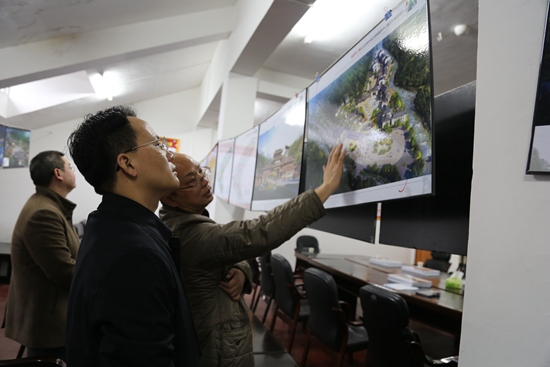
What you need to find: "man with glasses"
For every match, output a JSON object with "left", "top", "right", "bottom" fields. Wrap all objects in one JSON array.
[
  {"left": 5, "top": 151, "right": 78, "bottom": 361},
  {"left": 159, "top": 143, "right": 345, "bottom": 367},
  {"left": 65, "top": 106, "right": 200, "bottom": 367}
]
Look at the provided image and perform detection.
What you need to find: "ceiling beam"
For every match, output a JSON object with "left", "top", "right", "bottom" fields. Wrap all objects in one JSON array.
[{"left": 0, "top": 7, "right": 235, "bottom": 88}]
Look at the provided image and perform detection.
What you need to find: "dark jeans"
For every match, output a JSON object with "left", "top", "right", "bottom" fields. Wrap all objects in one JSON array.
[{"left": 26, "top": 346, "right": 66, "bottom": 361}]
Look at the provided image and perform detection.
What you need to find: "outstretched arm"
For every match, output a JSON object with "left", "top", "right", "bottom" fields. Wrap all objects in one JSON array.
[{"left": 314, "top": 142, "right": 346, "bottom": 203}]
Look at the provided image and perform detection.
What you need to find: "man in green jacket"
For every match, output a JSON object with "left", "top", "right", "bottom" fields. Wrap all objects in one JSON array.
[
  {"left": 159, "top": 143, "right": 345, "bottom": 367},
  {"left": 5, "top": 151, "right": 79, "bottom": 360}
]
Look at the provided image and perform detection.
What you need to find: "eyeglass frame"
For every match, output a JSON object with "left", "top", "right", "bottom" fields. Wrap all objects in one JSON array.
[
  {"left": 178, "top": 166, "right": 211, "bottom": 190},
  {"left": 124, "top": 136, "right": 170, "bottom": 154},
  {"left": 116, "top": 136, "right": 173, "bottom": 172}
]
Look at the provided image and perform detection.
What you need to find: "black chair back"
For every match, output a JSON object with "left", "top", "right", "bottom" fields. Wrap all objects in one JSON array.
[
  {"left": 424, "top": 251, "right": 451, "bottom": 272},
  {"left": 270, "top": 254, "right": 298, "bottom": 317},
  {"left": 259, "top": 252, "right": 275, "bottom": 297},
  {"left": 303, "top": 268, "right": 344, "bottom": 351},
  {"left": 0, "top": 357, "right": 66, "bottom": 366},
  {"left": 296, "top": 235, "right": 319, "bottom": 254},
  {"left": 359, "top": 284, "right": 417, "bottom": 367}
]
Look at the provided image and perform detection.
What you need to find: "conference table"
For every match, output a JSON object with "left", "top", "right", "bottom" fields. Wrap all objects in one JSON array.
[{"left": 294, "top": 252, "right": 463, "bottom": 337}]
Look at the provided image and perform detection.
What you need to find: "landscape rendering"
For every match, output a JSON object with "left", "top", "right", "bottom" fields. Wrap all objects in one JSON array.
[{"left": 305, "top": 2, "right": 433, "bottom": 198}]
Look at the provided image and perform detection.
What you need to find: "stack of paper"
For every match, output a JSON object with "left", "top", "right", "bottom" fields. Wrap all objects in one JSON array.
[
  {"left": 387, "top": 274, "right": 432, "bottom": 288},
  {"left": 401, "top": 266, "right": 440, "bottom": 278},
  {"left": 369, "top": 258, "right": 403, "bottom": 267},
  {"left": 383, "top": 283, "right": 419, "bottom": 291}
]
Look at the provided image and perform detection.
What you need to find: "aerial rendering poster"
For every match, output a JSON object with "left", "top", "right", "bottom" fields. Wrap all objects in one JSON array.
[
  {"left": 3, "top": 127, "right": 31, "bottom": 168},
  {"left": 214, "top": 138, "right": 234, "bottom": 202},
  {"left": 251, "top": 90, "right": 306, "bottom": 211},
  {"left": 527, "top": 1, "right": 550, "bottom": 174},
  {"left": 201, "top": 143, "right": 218, "bottom": 191},
  {"left": 229, "top": 126, "right": 259, "bottom": 210},
  {"left": 0, "top": 125, "right": 5, "bottom": 167},
  {"left": 305, "top": 0, "right": 433, "bottom": 208}
]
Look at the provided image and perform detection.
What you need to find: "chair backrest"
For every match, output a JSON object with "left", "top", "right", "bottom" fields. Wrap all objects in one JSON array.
[
  {"left": 73, "top": 219, "right": 87, "bottom": 239},
  {"left": 424, "top": 250, "right": 451, "bottom": 272},
  {"left": 0, "top": 357, "right": 66, "bottom": 366},
  {"left": 296, "top": 235, "right": 319, "bottom": 254},
  {"left": 248, "top": 258, "right": 260, "bottom": 284},
  {"left": 259, "top": 252, "right": 275, "bottom": 297},
  {"left": 270, "top": 254, "right": 299, "bottom": 317},
  {"left": 303, "top": 268, "right": 344, "bottom": 351},
  {"left": 359, "top": 284, "right": 418, "bottom": 367}
]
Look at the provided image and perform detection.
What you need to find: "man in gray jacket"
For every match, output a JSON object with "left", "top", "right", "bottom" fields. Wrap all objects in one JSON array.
[{"left": 159, "top": 143, "right": 345, "bottom": 367}]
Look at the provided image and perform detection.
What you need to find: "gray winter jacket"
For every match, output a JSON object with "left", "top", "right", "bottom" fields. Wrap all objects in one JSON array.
[{"left": 159, "top": 189, "right": 325, "bottom": 367}]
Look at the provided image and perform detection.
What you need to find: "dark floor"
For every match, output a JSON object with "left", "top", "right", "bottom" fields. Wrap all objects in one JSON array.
[{"left": 0, "top": 283, "right": 458, "bottom": 366}]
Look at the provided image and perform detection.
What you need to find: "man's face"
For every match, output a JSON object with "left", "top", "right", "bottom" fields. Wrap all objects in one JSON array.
[
  {"left": 166, "top": 154, "right": 213, "bottom": 214},
  {"left": 60, "top": 156, "right": 76, "bottom": 191},
  {"left": 127, "top": 117, "right": 179, "bottom": 197}
]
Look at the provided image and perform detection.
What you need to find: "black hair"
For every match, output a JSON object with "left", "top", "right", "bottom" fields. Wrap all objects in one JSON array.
[
  {"left": 67, "top": 105, "right": 137, "bottom": 194},
  {"left": 29, "top": 150, "right": 66, "bottom": 187}
]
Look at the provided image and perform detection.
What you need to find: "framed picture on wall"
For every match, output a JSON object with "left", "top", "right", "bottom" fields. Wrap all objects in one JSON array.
[{"left": 527, "top": 2, "right": 550, "bottom": 174}]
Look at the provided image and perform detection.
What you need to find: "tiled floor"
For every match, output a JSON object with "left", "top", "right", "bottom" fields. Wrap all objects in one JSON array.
[{"left": 0, "top": 283, "right": 458, "bottom": 366}]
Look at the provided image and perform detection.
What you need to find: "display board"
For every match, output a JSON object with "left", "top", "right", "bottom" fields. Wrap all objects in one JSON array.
[
  {"left": 213, "top": 138, "right": 235, "bottom": 202},
  {"left": 3, "top": 126, "right": 31, "bottom": 168},
  {"left": 228, "top": 127, "right": 259, "bottom": 210},
  {"left": 201, "top": 143, "right": 218, "bottom": 192},
  {"left": 526, "top": 0, "right": 550, "bottom": 174},
  {"left": 304, "top": 0, "right": 434, "bottom": 208},
  {"left": 0, "top": 125, "right": 5, "bottom": 168},
  {"left": 379, "top": 81, "right": 476, "bottom": 256},
  {"left": 308, "top": 201, "right": 378, "bottom": 243},
  {"left": 251, "top": 90, "right": 307, "bottom": 211}
]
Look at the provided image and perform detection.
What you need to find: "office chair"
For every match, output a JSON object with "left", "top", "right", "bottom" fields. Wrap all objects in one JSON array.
[
  {"left": 301, "top": 268, "right": 368, "bottom": 367},
  {"left": 296, "top": 235, "right": 319, "bottom": 254},
  {"left": 269, "top": 254, "right": 309, "bottom": 353},
  {"left": 0, "top": 357, "right": 66, "bottom": 366},
  {"left": 424, "top": 251, "right": 451, "bottom": 272},
  {"left": 247, "top": 257, "right": 260, "bottom": 309},
  {"left": 252, "top": 252, "right": 276, "bottom": 324},
  {"left": 73, "top": 219, "right": 87, "bottom": 240},
  {"left": 359, "top": 284, "right": 458, "bottom": 367},
  {"left": 294, "top": 235, "right": 319, "bottom": 274}
]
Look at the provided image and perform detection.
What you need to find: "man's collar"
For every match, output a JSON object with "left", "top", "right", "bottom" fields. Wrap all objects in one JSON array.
[{"left": 100, "top": 193, "right": 173, "bottom": 241}]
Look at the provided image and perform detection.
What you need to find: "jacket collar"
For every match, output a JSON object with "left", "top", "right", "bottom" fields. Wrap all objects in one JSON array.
[
  {"left": 160, "top": 204, "right": 209, "bottom": 218},
  {"left": 99, "top": 193, "right": 173, "bottom": 243},
  {"left": 35, "top": 186, "right": 76, "bottom": 219}
]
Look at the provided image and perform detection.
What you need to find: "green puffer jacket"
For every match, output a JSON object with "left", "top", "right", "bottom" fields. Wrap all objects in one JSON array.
[{"left": 159, "top": 189, "right": 325, "bottom": 367}]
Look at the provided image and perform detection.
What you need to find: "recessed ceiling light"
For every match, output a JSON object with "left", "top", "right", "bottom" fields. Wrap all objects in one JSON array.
[{"left": 453, "top": 24, "right": 469, "bottom": 36}]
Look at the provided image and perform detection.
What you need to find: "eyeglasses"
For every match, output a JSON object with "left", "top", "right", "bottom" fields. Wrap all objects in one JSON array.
[
  {"left": 116, "top": 136, "right": 173, "bottom": 172},
  {"left": 179, "top": 166, "right": 211, "bottom": 190},
  {"left": 124, "top": 136, "right": 170, "bottom": 154}
]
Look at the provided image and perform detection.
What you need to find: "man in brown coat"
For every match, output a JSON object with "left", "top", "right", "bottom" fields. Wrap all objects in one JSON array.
[{"left": 5, "top": 150, "right": 79, "bottom": 360}]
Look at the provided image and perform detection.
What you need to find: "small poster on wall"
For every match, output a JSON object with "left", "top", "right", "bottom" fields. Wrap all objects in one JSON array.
[
  {"left": 166, "top": 137, "right": 180, "bottom": 153},
  {"left": 3, "top": 127, "right": 31, "bottom": 168}
]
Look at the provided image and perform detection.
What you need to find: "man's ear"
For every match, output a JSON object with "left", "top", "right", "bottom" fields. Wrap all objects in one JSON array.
[
  {"left": 116, "top": 153, "right": 138, "bottom": 177},
  {"left": 160, "top": 194, "right": 178, "bottom": 208},
  {"left": 52, "top": 168, "right": 63, "bottom": 182}
]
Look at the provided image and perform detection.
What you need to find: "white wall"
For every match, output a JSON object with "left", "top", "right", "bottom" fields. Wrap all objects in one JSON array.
[
  {"left": 0, "top": 90, "right": 217, "bottom": 242},
  {"left": 459, "top": 1, "right": 550, "bottom": 366}
]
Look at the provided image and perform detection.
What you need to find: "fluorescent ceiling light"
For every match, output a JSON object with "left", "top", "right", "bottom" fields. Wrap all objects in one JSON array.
[
  {"left": 0, "top": 71, "right": 95, "bottom": 119},
  {"left": 89, "top": 71, "right": 120, "bottom": 101},
  {"left": 296, "top": 0, "right": 385, "bottom": 44}
]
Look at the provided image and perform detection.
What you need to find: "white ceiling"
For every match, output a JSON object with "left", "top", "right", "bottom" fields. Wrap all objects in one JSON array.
[{"left": 0, "top": 0, "right": 478, "bottom": 131}]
